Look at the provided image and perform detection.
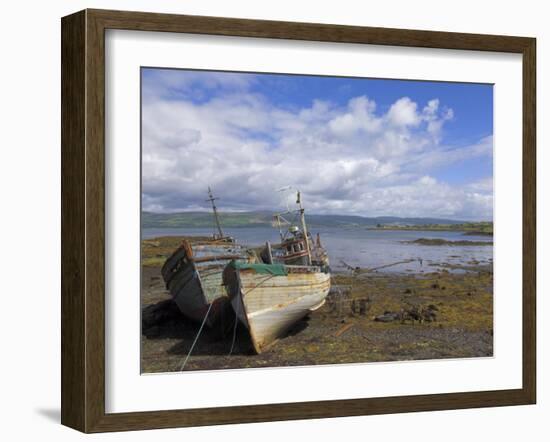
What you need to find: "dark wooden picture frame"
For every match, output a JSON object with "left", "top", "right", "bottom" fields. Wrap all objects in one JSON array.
[{"left": 61, "top": 9, "right": 536, "bottom": 433}]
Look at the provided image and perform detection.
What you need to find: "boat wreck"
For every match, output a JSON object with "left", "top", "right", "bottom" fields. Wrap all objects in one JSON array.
[
  {"left": 161, "top": 188, "right": 249, "bottom": 328},
  {"left": 223, "top": 261, "right": 330, "bottom": 353},
  {"left": 223, "top": 190, "right": 331, "bottom": 353},
  {"left": 162, "top": 239, "right": 249, "bottom": 327}
]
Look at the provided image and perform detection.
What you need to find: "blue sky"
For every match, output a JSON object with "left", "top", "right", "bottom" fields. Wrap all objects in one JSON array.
[{"left": 141, "top": 68, "right": 493, "bottom": 220}]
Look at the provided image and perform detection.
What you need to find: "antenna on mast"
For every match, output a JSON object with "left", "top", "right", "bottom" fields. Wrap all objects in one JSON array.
[{"left": 206, "top": 186, "right": 224, "bottom": 239}]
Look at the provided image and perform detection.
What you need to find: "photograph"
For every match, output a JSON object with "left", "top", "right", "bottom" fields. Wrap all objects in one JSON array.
[{"left": 140, "top": 67, "right": 494, "bottom": 373}]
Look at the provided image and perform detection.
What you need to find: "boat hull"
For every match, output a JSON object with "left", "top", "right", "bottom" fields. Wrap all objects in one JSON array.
[
  {"left": 161, "top": 240, "right": 246, "bottom": 327},
  {"left": 225, "top": 265, "right": 331, "bottom": 353}
]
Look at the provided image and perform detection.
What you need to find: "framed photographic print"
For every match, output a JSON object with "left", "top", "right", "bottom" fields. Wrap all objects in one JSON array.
[{"left": 61, "top": 9, "right": 536, "bottom": 433}]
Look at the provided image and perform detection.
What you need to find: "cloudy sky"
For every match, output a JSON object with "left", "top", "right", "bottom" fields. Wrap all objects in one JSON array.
[{"left": 141, "top": 68, "right": 493, "bottom": 220}]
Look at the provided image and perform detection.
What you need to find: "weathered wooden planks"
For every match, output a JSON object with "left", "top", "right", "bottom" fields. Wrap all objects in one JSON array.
[{"left": 228, "top": 267, "right": 331, "bottom": 353}]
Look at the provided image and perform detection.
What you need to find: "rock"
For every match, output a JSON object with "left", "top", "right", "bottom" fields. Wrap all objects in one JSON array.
[
  {"left": 374, "top": 312, "right": 400, "bottom": 322},
  {"left": 401, "top": 307, "right": 422, "bottom": 324},
  {"left": 142, "top": 299, "right": 183, "bottom": 330},
  {"left": 374, "top": 304, "right": 439, "bottom": 325},
  {"left": 358, "top": 298, "right": 370, "bottom": 316},
  {"left": 421, "top": 308, "right": 437, "bottom": 322}
]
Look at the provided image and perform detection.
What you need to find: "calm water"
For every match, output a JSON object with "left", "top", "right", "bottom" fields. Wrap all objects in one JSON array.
[{"left": 142, "top": 226, "right": 493, "bottom": 274}]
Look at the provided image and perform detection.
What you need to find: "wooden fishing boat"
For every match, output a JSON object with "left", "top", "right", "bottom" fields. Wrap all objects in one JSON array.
[
  {"left": 223, "top": 261, "right": 330, "bottom": 353},
  {"left": 162, "top": 239, "right": 249, "bottom": 327},
  {"left": 223, "top": 190, "right": 331, "bottom": 353},
  {"left": 160, "top": 188, "right": 249, "bottom": 328}
]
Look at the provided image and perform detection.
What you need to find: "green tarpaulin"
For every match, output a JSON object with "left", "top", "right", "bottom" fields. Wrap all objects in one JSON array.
[{"left": 229, "top": 260, "right": 288, "bottom": 276}]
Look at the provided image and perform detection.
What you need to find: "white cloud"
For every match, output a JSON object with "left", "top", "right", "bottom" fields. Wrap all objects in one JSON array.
[
  {"left": 357, "top": 176, "right": 493, "bottom": 219},
  {"left": 141, "top": 74, "right": 493, "bottom": 220},
  {"left": 400, "top": 135, "right": 493, "bottom": 173},
  {"left": 421, "top": 99, "right": 454, "bottom": 142},
  {"left": 328, "top": 96, "right": 381, "bottom": 137},
  {"left": 423, "top": 99, "right": 439, "bottom": 116},
  {"left": 387, "top": 97, "right": 421, "bottom": 127}
]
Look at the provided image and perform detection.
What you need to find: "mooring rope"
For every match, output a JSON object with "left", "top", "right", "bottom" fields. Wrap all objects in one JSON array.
[
  {"left": 179, "top": 302, "right": 214, "bottom": 371},
  {"left": 228, "top": 309, "right": 239, "bottom": 356},
  {"left": 340, "top": 258, "right": 417, "bottom": 274}
]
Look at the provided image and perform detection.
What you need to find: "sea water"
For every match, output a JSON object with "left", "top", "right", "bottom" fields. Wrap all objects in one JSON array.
[{"left": 142, "top": 226, "right": 492, "bottom": 274}]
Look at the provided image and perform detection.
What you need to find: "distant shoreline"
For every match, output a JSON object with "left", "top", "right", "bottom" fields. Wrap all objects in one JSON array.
[
  {"left": 371, "top": 228, "right": 493, "bottom": 236},
  {"left": 369, "top": 222, "right": 493, "bottom": 236},
  {"left": 403, "top": 238, "right": 493, "bottom": 246}
]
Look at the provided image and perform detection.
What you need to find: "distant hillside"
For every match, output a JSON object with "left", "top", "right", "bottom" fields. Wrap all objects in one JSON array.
[
  {"left": 142, "top": 211, "right": 272, "bottom": 228},
  {"left": 141, "top": 211, "right": 468, "bottom": 229}
]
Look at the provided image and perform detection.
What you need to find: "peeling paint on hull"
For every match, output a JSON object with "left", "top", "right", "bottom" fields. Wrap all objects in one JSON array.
[{"left": 226, "top": 267, "right": 331, "bottom": 353}]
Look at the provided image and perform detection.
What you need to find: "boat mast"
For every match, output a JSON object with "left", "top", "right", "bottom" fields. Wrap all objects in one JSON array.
[
  {"left": 296, "top": 191, "right": 312, "bottom": 266},
  {"left": 206, "top": 186, "right": 224, "bottom": 239},
  {"left": 276, "top": 214, "right": 284, "bottom": 241}
]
